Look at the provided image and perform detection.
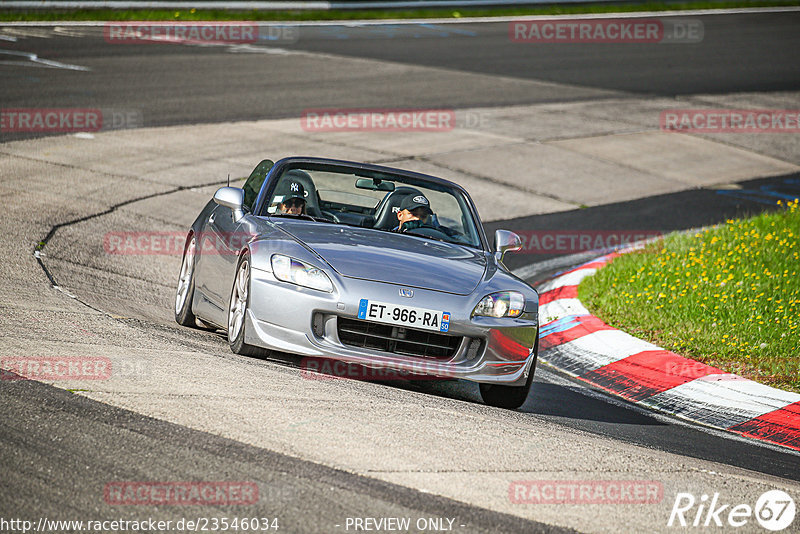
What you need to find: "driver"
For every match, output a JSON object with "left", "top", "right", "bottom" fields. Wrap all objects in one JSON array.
[
  {"left": 393, "top": 194, "right": 434, "bottom": 232},
  {"left": 277, "top": 182, "right": 307, "bottom": 215}
]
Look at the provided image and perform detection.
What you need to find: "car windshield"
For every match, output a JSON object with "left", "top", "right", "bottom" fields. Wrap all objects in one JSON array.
[{"left": 261, "top": 165, "right": 483, "bottom": 249}]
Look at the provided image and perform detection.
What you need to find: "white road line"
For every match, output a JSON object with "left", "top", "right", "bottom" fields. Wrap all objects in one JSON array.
[
  {"left": 0, "top": 27, "right": 55, "bottom": 38},
  {"left": 226, "top": 44, "right": 294, "bottom": 54},
  {"left": 0, "top": 50, "right": 91, "bottom": 71},
  {"left": 539, "top": 297, "right": 589, "bottom": 322},
  {"left": 536, "top": 268, "right": 596, "bottom": 293},
  {"left": 512, "top": 250, "right": 602, "bottom": 281},
  {"left": 544, "top": 329, "right": 660, "bottom": 370},
  {"left": 52, "top": 26, "right": 95, "bottom": 37}
]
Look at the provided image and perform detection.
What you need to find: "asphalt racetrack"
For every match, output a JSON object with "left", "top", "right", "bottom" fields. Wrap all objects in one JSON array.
[
  {"left": 1, "top": 9, "right": 799, "bottom": 534},
  {"left": 1, "top": 11, "right": 799, "bottom": 138}
]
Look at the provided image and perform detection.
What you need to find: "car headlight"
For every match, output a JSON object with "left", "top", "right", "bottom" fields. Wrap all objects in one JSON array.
[
  {"left": 271, "top": 255, "right": 333, "bottom": 293},
  {"left": 472, "top": 291, "right": 524, "bottom": 318}
]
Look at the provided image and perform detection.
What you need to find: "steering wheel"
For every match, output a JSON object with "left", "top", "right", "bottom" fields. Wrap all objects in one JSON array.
[
  {"left": 407, "top": 226, "right": 451, "bottom": 240},
  {"left": 320, "top": 210, "right": 340, "bottom": 223}
]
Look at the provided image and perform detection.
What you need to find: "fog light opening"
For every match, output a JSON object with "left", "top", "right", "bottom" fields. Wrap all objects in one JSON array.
[
  {"left": 467, "top": 338, "right": 482, "bottom": 359},
  {"left": 312, "top": 313, "right": 325, "bottom": 338}
]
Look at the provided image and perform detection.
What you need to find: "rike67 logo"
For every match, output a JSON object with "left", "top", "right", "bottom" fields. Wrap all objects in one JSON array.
[{"left": 668, "top": 490, "right": 795, "bottom": 531}]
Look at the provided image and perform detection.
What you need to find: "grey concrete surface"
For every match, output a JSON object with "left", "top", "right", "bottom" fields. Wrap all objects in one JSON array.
[{"left": 1, "top": 376, "right": 567, "bottom": 534}]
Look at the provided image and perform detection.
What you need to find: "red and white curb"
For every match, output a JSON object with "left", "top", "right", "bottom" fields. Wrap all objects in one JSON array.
[{"left": 534, "top": 251, "right": 800, "bottom": 452}]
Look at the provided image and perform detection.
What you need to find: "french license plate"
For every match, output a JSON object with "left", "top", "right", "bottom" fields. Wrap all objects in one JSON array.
[{"left": 357, "top": 299, "right": 450, "bottom": 333}]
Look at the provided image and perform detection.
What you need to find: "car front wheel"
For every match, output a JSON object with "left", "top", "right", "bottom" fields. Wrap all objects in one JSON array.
[
  {"left": 175, "top": 234, "right": 198, "bottom": 327},
  {"left": 479, "top": 339, "right": 538, "bottom": 409},
  {"left": 227, "top": 252, "right": 262, "bottom": 356}
]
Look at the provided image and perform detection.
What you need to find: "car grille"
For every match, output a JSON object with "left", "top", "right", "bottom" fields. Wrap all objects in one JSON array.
[{"left": 337, "top": 317, "right": 462, "bottom": 360}]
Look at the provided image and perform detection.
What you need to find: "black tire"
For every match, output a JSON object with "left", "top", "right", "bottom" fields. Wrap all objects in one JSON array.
[
  {"left": 227, "top": 251, "right": 262, "bottom": 357},
  {"left": 175, "top": 234, "right": 198, "bottom": 327},
  {"left": 480, "top": 338, "right": 538, "bottom": 409}
]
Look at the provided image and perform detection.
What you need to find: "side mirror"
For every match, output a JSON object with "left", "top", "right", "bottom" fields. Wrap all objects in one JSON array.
[
  {"left": 494, "top": 230, "right": 522, "bottom": 264},
  {"left": 213, "top": 187, "right": 245, "bottom": 221}
]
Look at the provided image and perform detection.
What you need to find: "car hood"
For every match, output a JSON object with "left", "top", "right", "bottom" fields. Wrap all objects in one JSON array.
[{"left": 274, "top": 221, "right": 487, "bottom": 295}]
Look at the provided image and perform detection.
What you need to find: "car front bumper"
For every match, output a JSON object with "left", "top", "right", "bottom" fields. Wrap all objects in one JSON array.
[{"left": 245, "top": 266, "right": 538, "bottom": 386}]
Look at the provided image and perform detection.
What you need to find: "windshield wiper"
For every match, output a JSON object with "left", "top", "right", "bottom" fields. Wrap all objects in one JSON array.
[
  {"left": 409, "top": 233, "right": 449, "bottom": 244},
  {"left": 421, "top": 232, "right": 483, "bottom": 250}
]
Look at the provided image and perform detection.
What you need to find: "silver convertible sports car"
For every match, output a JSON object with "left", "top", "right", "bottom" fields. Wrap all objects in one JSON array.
[{"left": 175, "top": 157, "right": 539, "bottom": 409}]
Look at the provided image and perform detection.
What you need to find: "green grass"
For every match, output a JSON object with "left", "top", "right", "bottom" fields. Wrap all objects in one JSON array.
[
  {"left": 1, "top": 0, "right": 799, "bottom": 21},
  {"left": 578, "top": 199, "right": 800, "bottom": 393}
]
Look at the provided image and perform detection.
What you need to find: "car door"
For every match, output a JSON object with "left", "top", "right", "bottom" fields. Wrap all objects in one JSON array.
[
  {"left": 198, "top": 202, "right": 245, "bottom": 320},
  {"left": 195, "top": 160, "right": 274, "bottom": 324}
]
